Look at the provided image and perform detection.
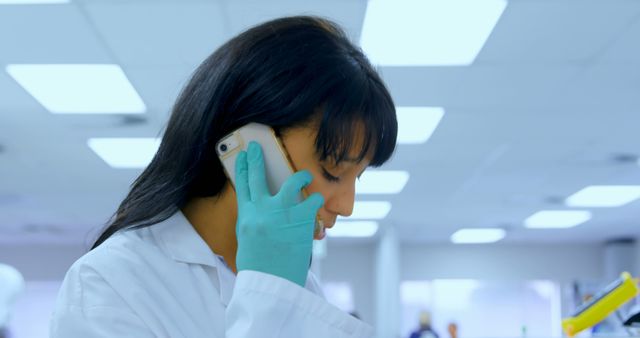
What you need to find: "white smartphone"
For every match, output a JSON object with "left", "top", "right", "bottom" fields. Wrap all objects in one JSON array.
[
  {"left": 216, "top": 123, "right": 323, "bottom": 237},
  {"left": 216, "top": 123, "right": 296, "bottom": 197}
]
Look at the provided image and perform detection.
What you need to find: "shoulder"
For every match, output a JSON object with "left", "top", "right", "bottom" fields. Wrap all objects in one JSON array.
[
  {"left": 57, "top": 227, "right": 169, "bottom": 308},
  {"left": 51, "top": 222, "right": 219, "bottom": 337},
  {"left": 50, "top": 231, "right": 160, "bottom": 337}
]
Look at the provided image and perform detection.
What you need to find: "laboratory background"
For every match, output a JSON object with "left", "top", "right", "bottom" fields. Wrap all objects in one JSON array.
[{"left": 2, "top": 0, "right": 640, "bottom": 337}]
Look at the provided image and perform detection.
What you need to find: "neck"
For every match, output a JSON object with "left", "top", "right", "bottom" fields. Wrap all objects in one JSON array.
[{"left": 181, "top": 181, "right": 239, "bottom": 273}]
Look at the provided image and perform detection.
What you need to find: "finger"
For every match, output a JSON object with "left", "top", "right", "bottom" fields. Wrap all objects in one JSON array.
[
  {"left": 247, "top": 141, "right": 270, "bottom": 200},
  {"left": 234, "top": 151, "right": 250, "bottom": 204},
  {"left": 277, "top": 170, "right": 313, "bottom": 205},
  {"left": 298, "top": 192, "right": 325, "bottom": 215}
]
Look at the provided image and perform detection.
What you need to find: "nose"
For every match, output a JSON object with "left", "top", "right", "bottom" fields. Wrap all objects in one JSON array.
[{"left": 324, "top": 181, "right": 356, "bottom": 217}]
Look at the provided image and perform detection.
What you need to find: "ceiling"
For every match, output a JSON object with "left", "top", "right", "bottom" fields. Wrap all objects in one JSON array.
[{"left": 1, "top": 0, "right": 639, "bottom": 246}]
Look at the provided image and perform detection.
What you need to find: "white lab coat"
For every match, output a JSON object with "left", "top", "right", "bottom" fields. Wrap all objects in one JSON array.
[{"left": 50, "top": 211, "right": 373, "bottom": 337}]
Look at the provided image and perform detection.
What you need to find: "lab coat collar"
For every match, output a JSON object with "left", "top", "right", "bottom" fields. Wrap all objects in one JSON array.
[
  {"left": 153, "top": 210, "right": 224, "bottom": 269},
  {"left": 152, "top": 210, "right": 236, "bottom": 305},
  {"left": 151, "top": 210, "right": 321, "bottom": 306}
]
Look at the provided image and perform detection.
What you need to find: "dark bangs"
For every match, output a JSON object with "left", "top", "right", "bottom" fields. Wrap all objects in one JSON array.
[{"left": 315, "top": 62, "right": 397, "bottom": 167}]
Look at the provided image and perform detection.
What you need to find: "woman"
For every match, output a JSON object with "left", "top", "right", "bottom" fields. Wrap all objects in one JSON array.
[{"left": 50, "top": 16, "right": 397, "bottom": 337}]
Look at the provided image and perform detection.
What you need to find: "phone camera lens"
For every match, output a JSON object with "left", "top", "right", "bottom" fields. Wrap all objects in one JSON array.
[{"left": 219, "top": 144, "right": 228, "bottom": 152}]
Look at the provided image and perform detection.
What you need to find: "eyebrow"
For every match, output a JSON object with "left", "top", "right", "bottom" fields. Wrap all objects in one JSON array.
[
  {"left": 342, "top": 157, "right": 360, "bottom": 163},
  {"left": 320, "top": 154, "right": 359, "bottom": 164},
  {"left": 330, "top": 157, "right": 364, "bottom": 166}
]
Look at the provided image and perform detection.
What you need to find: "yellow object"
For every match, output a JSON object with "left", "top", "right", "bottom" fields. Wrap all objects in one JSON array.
[{"left": 562, "top": 272, "right": 639, "bottom": 337}]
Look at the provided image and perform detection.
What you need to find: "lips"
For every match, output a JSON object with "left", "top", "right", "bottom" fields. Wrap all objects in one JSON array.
[
  {"left": 314, "top": 226, "right": 326, "bottom": 240},
  {"left": 314, "top": 219, "right": 327, "bottom": 240},
  {"left": 321, "top": 218, "right": 336, "bottom": 229},
  {"left": 313, "top": 217, "right": 336, "bottom": 240}
]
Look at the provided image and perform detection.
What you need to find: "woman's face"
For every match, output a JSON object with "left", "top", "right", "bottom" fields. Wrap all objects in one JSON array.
[{"left": 280, "top": 125, "right": 370, "bottom": 240}]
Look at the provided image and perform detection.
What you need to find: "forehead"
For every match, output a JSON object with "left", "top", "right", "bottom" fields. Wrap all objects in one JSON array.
[
  {"left": 331, "top": 120, "right": 374, "bottom": 163},
  {"left": 285, "top": 121, "right": 373, "bottom": 166}
]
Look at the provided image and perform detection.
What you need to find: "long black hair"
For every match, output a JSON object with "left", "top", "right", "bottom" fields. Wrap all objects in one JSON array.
[{"left": 92, "top": 16, "right": 397, "bottom": 249}]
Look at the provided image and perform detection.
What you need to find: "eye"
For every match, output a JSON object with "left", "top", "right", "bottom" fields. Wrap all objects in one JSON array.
[{"left": 321, "top": 167, "right": 340, "bottom": 182}]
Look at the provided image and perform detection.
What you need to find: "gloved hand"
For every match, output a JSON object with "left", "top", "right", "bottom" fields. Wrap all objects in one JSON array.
[{"left": 235, "top": 141, "right": 324, "bottom": 287}]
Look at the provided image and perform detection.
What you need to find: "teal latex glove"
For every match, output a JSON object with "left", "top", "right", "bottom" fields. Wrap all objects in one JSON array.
[{"left": 235, "top": 141, "right": 324, "bottom": 287}]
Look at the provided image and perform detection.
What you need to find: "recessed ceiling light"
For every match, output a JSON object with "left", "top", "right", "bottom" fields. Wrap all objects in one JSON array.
[
  {"left": 356, "top": 171, "right": 409, "bottom": 194},
  {"left": 397, "top": 107, "right": 444, "bottom": 144},
  {"left": 360, "top": 0, "right": 507, "bottom": 66},
  {"left": 451, "top": 228, "right": 505, "bottom": 244},
  {"left": 338, "top": 201, "right": 392, "bottom": 220},
  {"left": 610, "top": 153, "right": 638, "bottom": 164},
  {"left": 6, "top": 64, "right": 145, "bottom": 114},
  {"left": 524, "top": 210, "right": 592, "bottom": 229},
  {"left": 328, "top": 221, "right": 379, "bottom": 238},
  {"left": 88, "top": 138, "right": 160, "bottom": 169},
  {"left": 566, "top": 185, "right": 640, "bottom": 208}
]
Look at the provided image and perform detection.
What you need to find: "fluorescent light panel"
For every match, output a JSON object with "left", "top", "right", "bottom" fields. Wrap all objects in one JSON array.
[
  {"left": 524, "top": 210, "right": 592, "bottom": 229},
  {"left": 451, "top": 228, "right": 505, "bottom": 244},
  {"left": 360, "top": 0, "right": 507, "bottom": 66},
  {"left": 565, "top": 185, "right": 640, "bottom": 207},
  {"left": 6, "top": 64, "right": 145, "bottom": 114},
  {"left": 356, "top": 171, "right": 409, "bottom": 194},
  {"left": 88, "top": 138, "right": 160, "bottom": 169},
  {"left": 397, "top": 107, "right": 444, "bottom": 144},
  {"left": 328, "top": 221, "right": 379, "bottom": 238},
  {"left": 338, "top": 201, "right": 392, "bottom": 220},
  {"left": 0, "top": 0, "right": 68, "bottom": 3}
]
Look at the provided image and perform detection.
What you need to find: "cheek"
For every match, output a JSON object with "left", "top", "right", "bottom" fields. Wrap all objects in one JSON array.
[
  {"left": 307, "top": 175, "right": 328, "bottom": 200},
  {"left": 305, "top": 172, "right": 331, "bottom": 199}
]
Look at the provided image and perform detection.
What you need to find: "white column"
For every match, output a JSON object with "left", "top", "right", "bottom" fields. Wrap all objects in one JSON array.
[
  {"left": 375, "top": 223, "right": 401, "bottom": 338},
  {"left": 603, "top": 238, "right": 636, "bottom": 281}
]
